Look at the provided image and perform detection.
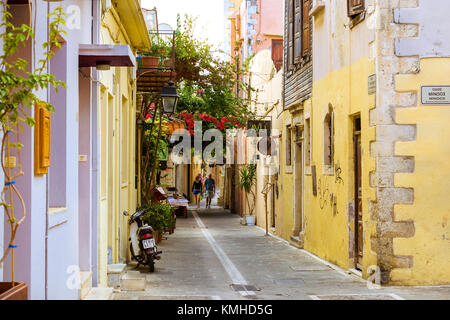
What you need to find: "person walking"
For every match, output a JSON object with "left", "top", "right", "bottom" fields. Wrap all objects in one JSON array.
[
  {"left": 192, "top": 175, "right": 204, "bottom": 209},
  {"left": 204, "top": 174, "right": 216, "bottom": 209}
]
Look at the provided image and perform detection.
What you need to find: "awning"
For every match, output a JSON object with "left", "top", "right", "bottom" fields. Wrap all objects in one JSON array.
[{"left": 79, "top": 44, "right": 136, "bottom": 68}]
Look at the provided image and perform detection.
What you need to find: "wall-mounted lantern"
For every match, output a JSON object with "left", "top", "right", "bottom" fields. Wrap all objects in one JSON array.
[{"left": 160, "top": 81, "right": 179, "bottom": 115}]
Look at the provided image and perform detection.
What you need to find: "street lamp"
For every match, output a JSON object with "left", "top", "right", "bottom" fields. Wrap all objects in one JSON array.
[
  {"left": 160, "top": 81, "right": 179, "bottom": 115},
  {"left": 136, "top": 118, "right": 144, "bottom": 129}
]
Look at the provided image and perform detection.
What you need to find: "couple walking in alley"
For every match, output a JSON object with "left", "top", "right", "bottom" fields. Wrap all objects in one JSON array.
[{"left": 192, "top": 174, "right": 216, "bottom": 209}]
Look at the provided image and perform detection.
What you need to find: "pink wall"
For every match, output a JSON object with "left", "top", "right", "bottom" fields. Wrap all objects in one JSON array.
[
  {"left": 260, "top": 0, "right": 283, "bottom": 36},
  {"left": 3, "top": 5, "right": 33, "bottom": 296},
  {"left": 78, "top": 70, "right": 91, "bottom": 271}
]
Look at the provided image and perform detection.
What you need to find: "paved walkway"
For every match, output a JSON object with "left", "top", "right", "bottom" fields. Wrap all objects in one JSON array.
[{"left": 112, "top": 204, "right": 450, "bottom": 300}]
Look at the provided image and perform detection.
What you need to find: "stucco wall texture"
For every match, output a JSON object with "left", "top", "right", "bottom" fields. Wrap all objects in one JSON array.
[{"left": 278, "top": 0, "right": 450, "bottom": 285}]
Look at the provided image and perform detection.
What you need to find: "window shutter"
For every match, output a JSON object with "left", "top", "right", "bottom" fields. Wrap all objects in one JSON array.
[
  {"left": 302, "top": 0, "right": 311, "bottom": 57},
  {"left": 287, "top": 0, "right": 294, "bottom": 68},
  {"left": 347, "top": 0, "right": 364, "bottom": 17},
  {"left": 294, "top": 0, "right": 301, "bottom": 60}
]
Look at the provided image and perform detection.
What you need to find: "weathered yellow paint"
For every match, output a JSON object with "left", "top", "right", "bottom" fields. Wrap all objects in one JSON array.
[
  {"left": 392, "top": 58, "right": 450, "bottom": 285},
  {"left": 304, "top": 57, "right": 377, "bottom": 274},
  {"left": 96, "top": 4, "right": 143, "bottom": 287},
  {"left": 275, "top": 111, "right": 295, "bottom": 241}
]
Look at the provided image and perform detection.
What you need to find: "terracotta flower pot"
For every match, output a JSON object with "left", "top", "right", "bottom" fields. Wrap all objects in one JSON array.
[
  {"left": 164, "top": 59, "right": 173, "bottom": 67},
  {"left": 156, "top": 231, "right": 163, "bottom": 244},
  {"left": 153, "top": 230, "right": 160, "bottom": 244},
  {"left": 0, "top": 282, "right": 28, "bottom": 300},
  {"left": 140, "top": 56, "right": 159, "bottom": 68}
]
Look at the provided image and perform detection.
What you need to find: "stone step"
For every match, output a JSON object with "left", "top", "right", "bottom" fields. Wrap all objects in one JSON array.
[
  {"left": 83, "top": 287, "right": 114, "bottom": 300},
  {"left": 79, "top": 271, "right": 92, "bottom": 300},
  {"left": 120, "top": 271, "right": 146, "bottom": 291},
  {"left": 107, "top": 263, "right": 127, "bottom": 288}
]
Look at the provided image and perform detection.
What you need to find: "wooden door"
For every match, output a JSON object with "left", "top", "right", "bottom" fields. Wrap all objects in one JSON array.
[
  {"left": 354, "top": 117, "right": 363, "bottom": 270},
  {"left": 271, "top": 39, "right": 283, "bottom": 72}
]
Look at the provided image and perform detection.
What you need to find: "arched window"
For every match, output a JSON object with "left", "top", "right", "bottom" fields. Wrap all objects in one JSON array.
[{"left": 324, "top": 104, "right": 334, "bottom": 167}]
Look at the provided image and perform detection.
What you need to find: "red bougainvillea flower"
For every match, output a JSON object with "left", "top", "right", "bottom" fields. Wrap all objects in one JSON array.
[{"left": 145, "top": 113, "right": 152, "bottom": 120}]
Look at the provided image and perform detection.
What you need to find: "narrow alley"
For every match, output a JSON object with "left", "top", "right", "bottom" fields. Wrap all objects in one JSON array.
[{"left": 110, "top": 202, "right": 450, "bottom": 300}]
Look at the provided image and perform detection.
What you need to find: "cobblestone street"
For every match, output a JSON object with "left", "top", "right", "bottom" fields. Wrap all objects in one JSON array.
[{"left": 112, "top": 206, "right": 450, "bottom": 300}]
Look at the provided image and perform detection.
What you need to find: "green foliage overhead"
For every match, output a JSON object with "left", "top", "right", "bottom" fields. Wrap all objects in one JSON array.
[
  {"left": 141, "top": 14, "right": 254, "bottom": 122},
  {"left": 0, "top": 3, "right": 67, "bottom": 127}
]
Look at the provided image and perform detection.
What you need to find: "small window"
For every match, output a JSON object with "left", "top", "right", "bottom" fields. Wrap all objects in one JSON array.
[
  {"left": 286, "top": 126, "right": 292, "bottom": 166},
  {"left": 324, "top": 105, "right": 334, "bottom": 167}
]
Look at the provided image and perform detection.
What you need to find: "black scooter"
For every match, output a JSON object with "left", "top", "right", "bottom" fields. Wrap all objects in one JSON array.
[{"left": 124, "top": 208, "right": 162, "bottom": 272}]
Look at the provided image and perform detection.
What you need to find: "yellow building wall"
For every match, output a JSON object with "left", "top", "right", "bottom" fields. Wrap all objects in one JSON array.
[
  {"left": 304, "top": 57, "right": 377, "bottom": 274},
  {"left": 392, "top": 58, "right": 450, "bottom": 285},
  {"left": 97, "top": 8, "right": 138, "bottom": 286},
  {"left": 276, "top": 111, "right": 295, "bottom": 241}
]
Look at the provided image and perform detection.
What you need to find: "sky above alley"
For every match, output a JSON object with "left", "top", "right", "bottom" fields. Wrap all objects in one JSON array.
[{"left": 141, "top": 0, "right": 225, "bottom": 55}]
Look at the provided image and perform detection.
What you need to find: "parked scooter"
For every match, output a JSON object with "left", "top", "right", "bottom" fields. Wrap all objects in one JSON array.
[{"left": 123, "top": 208, "right": 162, "bottom": 272}]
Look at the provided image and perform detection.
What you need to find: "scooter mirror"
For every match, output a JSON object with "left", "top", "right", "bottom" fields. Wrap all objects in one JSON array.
[{"left": 123, "top": 211, "right": 129, "bottom": 216}]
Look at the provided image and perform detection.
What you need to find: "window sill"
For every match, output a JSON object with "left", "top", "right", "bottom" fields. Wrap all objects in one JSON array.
[
  {"left": 349, "top": 11, "right": 366, "bottom": 29},
  {"left": 49, "top": 207, "right": 68, "bottom": 215}
]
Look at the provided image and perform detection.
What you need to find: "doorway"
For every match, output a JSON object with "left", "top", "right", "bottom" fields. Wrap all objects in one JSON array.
[
  {"left": 291, "top": 125, "right": 304, "bottom": 246},
  {"left": 353, "top": 116, "right": 363, "bottom": 270}
]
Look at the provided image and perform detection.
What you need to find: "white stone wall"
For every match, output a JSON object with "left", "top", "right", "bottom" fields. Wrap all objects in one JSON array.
[{"left": 371, "top": 0, "right": 420, "bottom": 283}]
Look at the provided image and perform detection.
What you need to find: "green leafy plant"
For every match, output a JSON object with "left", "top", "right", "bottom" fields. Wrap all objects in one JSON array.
[
  {"left": 142, "top": 202, "right": 175, "bottom": 234},
  {"left": 239, "top": 164, "right": 257, "bottom": 216},
  {"left": 0, "top": 2, "right": 67, "bottom": 284}
]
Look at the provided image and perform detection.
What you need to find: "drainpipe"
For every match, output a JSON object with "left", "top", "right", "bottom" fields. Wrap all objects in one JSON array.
[
  {"left": 90, "top": 0, "right": 100, "bottom": 287},
  {"left": 256, "top": 0, "right": 262, "bottom": 53}
]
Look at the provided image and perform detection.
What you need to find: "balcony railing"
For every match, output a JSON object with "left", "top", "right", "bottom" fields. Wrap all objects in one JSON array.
[{"left": 137, "top": 30, "right": 177, "bottom": 94}]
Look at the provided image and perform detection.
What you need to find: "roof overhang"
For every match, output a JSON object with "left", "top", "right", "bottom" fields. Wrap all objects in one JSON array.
[
  {"left": 79, "top": 44, "right": 136, "bottom": 68},
  {"left": 113, "top": 0, "right": 151, "bottom": 51}
]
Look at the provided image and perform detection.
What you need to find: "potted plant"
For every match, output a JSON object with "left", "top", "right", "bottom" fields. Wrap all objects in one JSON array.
[
  {"left": 239, "top": 164, "right": 257, "bottom": 226},
  {"left": 139, "top": 34, "right": 172, "bottom": 69},
  {"left": 0, "top": 5, "right": 66, "bottom": 300},
  {"left": 142, "top": 202, "right": 175, "bottom": 244},
  {"left": 139, "top": 53, "right": 159, "bottom": 69}
]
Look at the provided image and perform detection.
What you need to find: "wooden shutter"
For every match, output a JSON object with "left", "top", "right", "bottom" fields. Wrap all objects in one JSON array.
[
  {"left": 294, "top": 0, "right": 301, "bottom": 60},
  {"left": 287, "top": 0, "right": 294, "bottom": 68},
  {"left": 348, "top": 0, "right": 364, "bottom": 17},
  {"left": 302, "top": 0, "right": 311, "bottom": 57}
]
